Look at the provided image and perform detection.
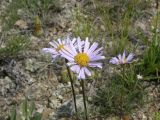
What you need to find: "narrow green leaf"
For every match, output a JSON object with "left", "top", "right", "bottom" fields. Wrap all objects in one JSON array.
[{"left": 10, "top": 107, "right": 17, "bottom": 120}]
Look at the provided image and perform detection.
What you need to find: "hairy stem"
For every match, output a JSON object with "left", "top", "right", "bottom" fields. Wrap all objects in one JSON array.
[
  {"left": 81, "top": 79, "right": 88, "bottom": 120},
  {"left": 120, "top": 65, "right": 125, "bottom": 119},
  {"left": 65, "top": 59, "right": 78, "bottom": 119}
]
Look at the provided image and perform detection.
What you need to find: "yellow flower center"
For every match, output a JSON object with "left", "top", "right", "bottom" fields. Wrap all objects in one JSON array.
[
  {"left": 119, "top": 58, "right": 127, "bottom": 64},
  {"left": 56, "top": 44, "right": 64, "bottom": 51},
  {"left": 74, "top": 53, "right": 90, "bottom": 67},
  {"left": 123, "top": 58, "right": 127, "bottom": 63}
]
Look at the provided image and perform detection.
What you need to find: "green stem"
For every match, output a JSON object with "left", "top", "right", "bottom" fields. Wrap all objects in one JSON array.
[
  {"left": 156, "top": 68, "right": 159, "bottom": 82},
  {"left": 65, "top": 59, "right": 78, "bottom": 119},
  {"left": 81, "top": 79, "right": 88, "bottom": 120},
  {"left": 122, "top": 65, "right": 125, "bottom": 80},
  {"left": 156, "top": 0, "right": 159, "bottom": 10},
  {"left": 154, "top": 0, "right": 159, "bottom": 46},
  {"left": 143, "top": 76, "right": 160, "bottom": 80},
  {"left": 120, "top": 65, "right": 125, "bottom": 118}
]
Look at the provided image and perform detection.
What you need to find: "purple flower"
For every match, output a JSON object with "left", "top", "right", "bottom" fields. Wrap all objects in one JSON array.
[
  {"left": 109, "top": 51, "right": 134, "bottom": 65},
  {"left": 60, "top": 37, "right": 105, "bottom": 80},
  {"left": 42, "top": 36, "right": 77, "bottom": 59}
]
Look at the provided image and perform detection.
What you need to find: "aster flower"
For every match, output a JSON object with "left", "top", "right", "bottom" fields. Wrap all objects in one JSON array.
[
  {"left": 109, "top": 51, "right": 134, "bottom": 65},
  {"left": 42, "top": 36, "right": 77, "bottom": 59},
  {"left": 60, "top": 37, "right": 105, "bottom": 80}
]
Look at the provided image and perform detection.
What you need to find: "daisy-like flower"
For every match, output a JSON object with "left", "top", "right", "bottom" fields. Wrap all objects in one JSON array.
[
  {"left": 109, "top": 51, "right": 134, "bottom": 65},
  {"left": 42, "top": 36, "right": 77, "bottom": 59},
  {"left": 137, "top": 74, "right": 143, "bottom": 80},
  {"left": 60, "top": 37, "right": 105, "bottom": 80}
]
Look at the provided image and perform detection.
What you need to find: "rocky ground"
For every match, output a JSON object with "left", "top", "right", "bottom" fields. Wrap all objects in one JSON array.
[
  {"left": 0, "top": 0, "right": 88, "bottom": 120},
  {"left": 0, "top": 0, "right": 160, "bottom": 120}
]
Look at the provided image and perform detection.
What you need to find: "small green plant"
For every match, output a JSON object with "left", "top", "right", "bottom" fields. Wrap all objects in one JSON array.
[
  {"left": 33, "top": 16, "right": 43, "bottom": 36},
  {"left": 154, "top": 112, "right": 160, "bottom": 120},
  {"left": 9, "top": 100, "right": 42, "bottom": 120},
  {"left": 91, "top": 0, "right": 152, "bottom": 54},
  {"left": 138, "top": 44, "right": 160, "bottom": 78},
  {"left": 23, "top": 0, "right": 60, "bottom": 14},
  {"left": 93, "top": 64, "right": 144, "bottom": 117},
  {"left": 60, "top": 69, "right": 70, "bottom": 83},
  {"left": 136, "top": 11, "right": 160, "bottom": 81},
  {"left": 2, "top": 0, "right": 60, "bottom": 31},
  {"left": 0, "top": 35, "right": 30, "bottom": 59},
  {"left": 72, "top": 7, "right": 99, "bottom": 40},
  {"left": 60, "top": 66, "right": 78, "bottom": 84},
  {"left": 2, "top": 0, "right": 21, "bottom": 31}
]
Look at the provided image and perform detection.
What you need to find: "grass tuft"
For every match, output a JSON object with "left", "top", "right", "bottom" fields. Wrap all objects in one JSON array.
[{"left": 0, "top": 35, "right": 30, "bottom": 59}]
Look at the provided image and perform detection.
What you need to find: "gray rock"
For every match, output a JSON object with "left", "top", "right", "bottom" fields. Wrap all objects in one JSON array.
[
  {"left": 53, "top": 100, "right": 73, "bottom": 119},
  {"left": 0, "top": 76, "right": 16, "bottom": 96},
  {"left": 49, "top": 96, "right": 61, "bottom": 109},
  {"left": 57, "top": 95, "right": 63, "bottom": 101},
  {"left": 25, "top": 58, "right": 44, "bottom": 72},
  {"left": 52, "top": 95, "right": 85, "bottom": 120},
  {"left": 54, "top": 83, "right": 71, "bottom": 96}
]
